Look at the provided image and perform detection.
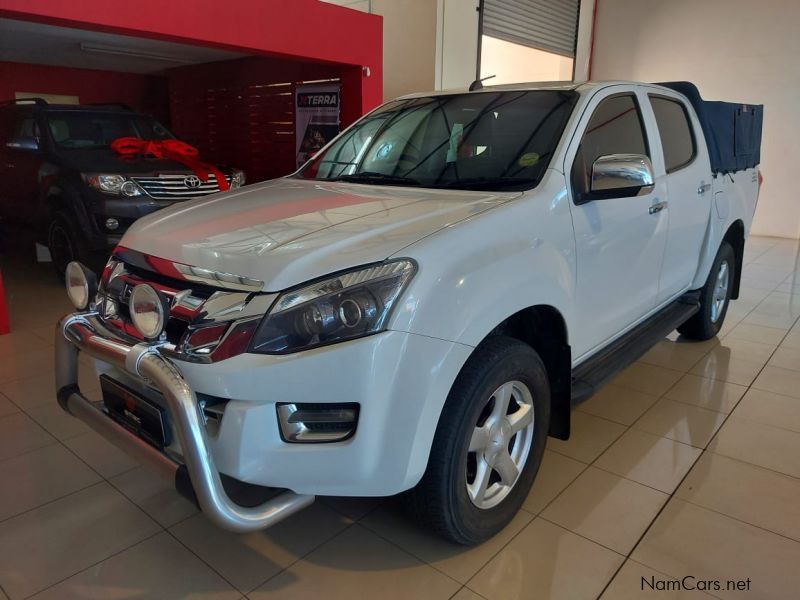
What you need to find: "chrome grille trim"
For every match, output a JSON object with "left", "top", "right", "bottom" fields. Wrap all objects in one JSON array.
[
  {"left": 97, "top": 257, "right": 274, "bottom": 363},
  {"left": 132, "top": 174, "right": 232, "bottom": 199},
  {"left": 173, "top": 264, "right": 264, "bottom": 293}
]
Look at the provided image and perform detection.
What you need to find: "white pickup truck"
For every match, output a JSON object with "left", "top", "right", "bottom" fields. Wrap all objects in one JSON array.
[{"left": 56, "top": 80, "right": 763, "bottom": 545}]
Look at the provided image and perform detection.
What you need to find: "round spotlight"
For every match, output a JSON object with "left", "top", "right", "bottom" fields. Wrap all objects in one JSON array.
[
  {"left": 104, "top": 217, "right": 120, "bottom": 231},
  {"left": 129, "top": 284, "right": 168, "bottom": 340},
  {"left": 65, "top": 261, "right": 97, "bottom": 310}
]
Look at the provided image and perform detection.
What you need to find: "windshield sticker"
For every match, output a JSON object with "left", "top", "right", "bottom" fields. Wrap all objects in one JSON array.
[{"left": 519, "top": 152, "right": 540, "bottom": 167}]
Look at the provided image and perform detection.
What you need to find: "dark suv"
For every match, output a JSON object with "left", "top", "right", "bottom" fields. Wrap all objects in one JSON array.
[{"left": 0, "top": 99, "right": 244, "bottom": 275}]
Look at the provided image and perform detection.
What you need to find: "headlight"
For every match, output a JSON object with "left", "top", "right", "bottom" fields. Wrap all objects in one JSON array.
[
  {"left": 250, "top": 259, "right": 416, "bottom": 354},
  {"left": 65, "top": 261, "right": 98, "bottom": 310},
  {"left": 129, "top": 284, "right": 169, "bottom": 340},
  {"left": 83, "top": 174, "right": 143, "bottom": 197},
  {"left": 230, "top": 169, "right": 246, "bottom": 189}
]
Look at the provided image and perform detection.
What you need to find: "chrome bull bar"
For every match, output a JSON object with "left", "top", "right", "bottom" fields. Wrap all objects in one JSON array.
[{"left": 55, "top": 312, "right": 315, "bottom": 533}]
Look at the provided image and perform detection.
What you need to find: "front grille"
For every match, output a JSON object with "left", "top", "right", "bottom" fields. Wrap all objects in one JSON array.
[
  {"left": 132, "top": 173, "right": 232, "bottom": 199},
  {"left": 97, "top": 256, "right": 260, "bottom": 363}
]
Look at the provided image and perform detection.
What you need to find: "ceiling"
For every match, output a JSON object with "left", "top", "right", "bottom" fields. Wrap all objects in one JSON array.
[{"left": 0, "top": 18, "right": 247, "bottom": 74}]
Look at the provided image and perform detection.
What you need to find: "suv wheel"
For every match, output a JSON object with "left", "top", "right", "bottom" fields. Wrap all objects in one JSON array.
[
  {"left": 678, "top": 240, "right": 735, "bottom": 340},
  {"left": 410, "top": 336, "right": 550, "bottom": 545},
  {"left": 48, "top": 213, "right": 87, "bottom": 279}
]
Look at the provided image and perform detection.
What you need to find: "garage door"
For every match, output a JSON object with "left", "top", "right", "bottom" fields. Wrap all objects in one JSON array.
[{"left": 483, "top": 0, "right": 580, "bottom": 57}]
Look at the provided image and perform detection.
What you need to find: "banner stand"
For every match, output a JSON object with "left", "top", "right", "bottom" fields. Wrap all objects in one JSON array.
[{"left": 295, "top": 83, "right": 342, "bottom": 169}]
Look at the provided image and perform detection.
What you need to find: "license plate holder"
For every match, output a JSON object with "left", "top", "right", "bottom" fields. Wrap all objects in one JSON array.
[{"left": 100, "top": 375, "right": 171, "bottom": 449}]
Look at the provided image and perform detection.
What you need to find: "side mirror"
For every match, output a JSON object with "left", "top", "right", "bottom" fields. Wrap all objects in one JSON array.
[
  {"left": 581, "top": 153, "right": 654, "bottom": 203},
  {"left": 6, "top": 136, "right": 40, "bottom": 152}
]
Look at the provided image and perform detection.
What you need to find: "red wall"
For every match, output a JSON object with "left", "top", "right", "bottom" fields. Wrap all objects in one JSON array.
[
  {"left": 168, "top": 56, "right": 369, "bottom": 183},
  {"left": 1, "top": 0, "right": 384, "bottom": 182},
  {"left": 0, "top": 61, "right": 169, "bottom": 122},
  {"left": 0, "top": 0, "right": 383, "bottom": 117}
]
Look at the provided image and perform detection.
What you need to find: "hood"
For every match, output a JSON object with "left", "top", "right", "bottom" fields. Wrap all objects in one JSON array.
[
  {"left": 121, "top": 178, "right": 519, "bottom": 291},
  {"left": 53, "top": 148, "right": 222, "bottom": 175}
]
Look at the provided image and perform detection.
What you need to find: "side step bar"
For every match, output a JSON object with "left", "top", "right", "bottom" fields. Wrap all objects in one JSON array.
[{"left": 571, "top": 292, "right": 701, "bottom": 404}]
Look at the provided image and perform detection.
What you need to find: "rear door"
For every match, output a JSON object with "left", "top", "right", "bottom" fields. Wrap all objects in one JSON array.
[
  {"left": 566, "top": 87, "right": 669, "bottom": 360},
  {"left": 644, "top": 91, "right": 712, "bottom": 302}
]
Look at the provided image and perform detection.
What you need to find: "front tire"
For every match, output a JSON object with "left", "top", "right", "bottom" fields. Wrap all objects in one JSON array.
[
  {"left": 410, "top": 336, "right": 550, "bottom": 545},
  {"left": 47, "top": 213, "right": 89, "bottom": 280},
  {"left": 678, "top": 240, "right": 735, "bottom": 340}
]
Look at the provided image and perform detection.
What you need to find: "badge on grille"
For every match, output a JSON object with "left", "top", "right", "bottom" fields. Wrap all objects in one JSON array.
[{"left": 183, "top": 175, "right": 202, "bottom": 188}]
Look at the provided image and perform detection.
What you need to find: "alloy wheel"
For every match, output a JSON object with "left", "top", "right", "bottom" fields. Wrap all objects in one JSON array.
[
  {"left": 465, "top": 380, "right": 535, "bottom": 509},
  {"left": 710, "top": 259, "right": 730, "bottom": 323}
]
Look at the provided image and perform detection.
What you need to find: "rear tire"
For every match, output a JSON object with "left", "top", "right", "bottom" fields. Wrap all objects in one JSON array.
[
  {"left": 409, "top": 336, "right": 550, "bottom": 545},
  {"left": 678, "top": 241, "right": 735, "bottom": 340}
]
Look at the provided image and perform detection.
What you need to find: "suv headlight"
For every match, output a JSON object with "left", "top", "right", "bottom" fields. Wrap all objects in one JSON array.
[
  {"left": 249, "top": 260, "right": 416, "bottom": 354},
  {"left": 83, "top": 174, "right": 143, "bottom": 197}
]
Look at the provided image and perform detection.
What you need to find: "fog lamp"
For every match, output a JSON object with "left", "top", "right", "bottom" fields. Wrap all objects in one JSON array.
[
  {"left": 276, "top": 403, "right": 359, "bottom": 443},
  {"left": 105, "top": 218, "right": 120, "bottom": 231},
  {"left": 129, "top": 284, "right": 169, "bottom": 340},
  {"left": 65, "top": 261, "right": 97, "bottom": 311}
]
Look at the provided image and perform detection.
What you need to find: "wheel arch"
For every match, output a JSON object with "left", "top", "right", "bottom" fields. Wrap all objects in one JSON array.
[
  {"left": 722, "top": 219, "right": 745, "bottom": 299},
  {"left": 481, "top": 304, "right": 571, "bottom": 440},
  {"left": 43, "top": 181, "right": 94, "bottom": 232}
]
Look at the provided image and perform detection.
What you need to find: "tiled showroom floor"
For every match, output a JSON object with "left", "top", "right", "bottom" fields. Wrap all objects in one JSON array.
[{"left": 0, "top": 235, "right": 798, "bottom": 599}]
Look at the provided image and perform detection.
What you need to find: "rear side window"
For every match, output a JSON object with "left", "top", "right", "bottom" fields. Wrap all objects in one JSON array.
[
  {"left": 650, "top": 96, "right": 695, "bottom": 173},
  {"left": 571, "top": 94, "right": 649, "bottom": 198}
]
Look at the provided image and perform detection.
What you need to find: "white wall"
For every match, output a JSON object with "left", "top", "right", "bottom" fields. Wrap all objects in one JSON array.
[
  {"left": 480, "top": 36, "right": 573, "bottom": 84},
  {"left": 321, "top": 0, "right": 438, "bottom": 101},
  {"left": 590, "top": 0, "right": 800, "bottom": 239},
  {"left": 435, "top": 0, "right": 479, "bottom": 91},
  {"left": 573, "top": 0, "right": 595, "bottom": 82}
]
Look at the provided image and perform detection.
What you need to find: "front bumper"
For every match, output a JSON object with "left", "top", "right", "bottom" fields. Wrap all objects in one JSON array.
[{"left": 55, "top": 312, "right": 314, "bottom": 533}]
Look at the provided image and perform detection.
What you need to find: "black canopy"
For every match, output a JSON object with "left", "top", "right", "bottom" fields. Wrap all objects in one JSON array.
[{"left": 656, "top": 81, "right": 763, "bottom": 176}]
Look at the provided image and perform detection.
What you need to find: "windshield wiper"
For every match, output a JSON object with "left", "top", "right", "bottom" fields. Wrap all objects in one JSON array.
[
  {"left": 435, "top": 177, "right": 538, "bottom": 191},
  {"left": 328, "top": 171, "right": 421, "bottom": 186}
]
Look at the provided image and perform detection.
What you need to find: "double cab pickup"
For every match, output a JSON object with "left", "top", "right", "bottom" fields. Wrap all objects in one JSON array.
[{"left": 55, "top": 80, "right": 762, "bottom": 544}]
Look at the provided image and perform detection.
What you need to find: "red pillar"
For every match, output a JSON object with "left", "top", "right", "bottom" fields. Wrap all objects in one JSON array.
[
  {"left": 340, "top": 63, "right": 383, "bottom": 128},
  {"left": 0, "top": 272, "right": 10, "bottom": 335}
]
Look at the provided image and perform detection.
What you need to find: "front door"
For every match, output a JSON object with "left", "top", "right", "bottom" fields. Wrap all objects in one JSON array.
[
  {"left": 567, "top": 89, "right": 669, "bottom": 361},
  {"left": 645, "top": 91, "right": 713, "bottom": 302},
  {"left": 0, "top": 109, "right": 43, "bottom": 224}
]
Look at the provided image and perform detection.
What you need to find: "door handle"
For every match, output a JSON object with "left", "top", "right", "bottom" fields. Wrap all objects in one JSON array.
[
  {"left": 649, "top": 200, "right": 668, "bottom": 214},
  {"left": 697, "top": 182, "right": 711, "bottom": 195}
]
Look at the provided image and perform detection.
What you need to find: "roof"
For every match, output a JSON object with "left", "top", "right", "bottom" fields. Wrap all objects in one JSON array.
[
  {"left": 394, "top": 80, "right": 675, "bottom": 100},
  {"left": 396, "top": 81, "right": 580, "bottom": 100}
]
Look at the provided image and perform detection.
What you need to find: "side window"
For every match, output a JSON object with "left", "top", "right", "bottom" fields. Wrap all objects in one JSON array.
[
  {"left": 650, "top": 96, "right": 695, "bottom": 173},
  {"left": 0, "top": 109, "right": 13, "bottom": 141},
  {"left": 16, "top": 117, "right": 41, "bottom": 139},
  {"left": 571, "top": 94, "right": 648, "bottom": 199}
]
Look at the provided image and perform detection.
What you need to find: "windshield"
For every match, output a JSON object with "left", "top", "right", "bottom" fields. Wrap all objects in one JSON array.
[
  {"left": 45, "top": 111, "right": 174, "bottom": 150},
  {"left": 297, "top": 90, "right": 577, "bottom": 191}
]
